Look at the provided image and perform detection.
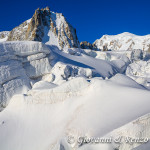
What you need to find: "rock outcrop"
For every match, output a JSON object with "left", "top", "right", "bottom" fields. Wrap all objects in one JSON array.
[
  {"left": 80, "top": 41, "right": 97, "bottom": 50},
  {"left": 0, "top": 31, "right": 9, "bottom": 42},
  {"left": 7, "top": 7, "right": 80, "bottom": 49}
]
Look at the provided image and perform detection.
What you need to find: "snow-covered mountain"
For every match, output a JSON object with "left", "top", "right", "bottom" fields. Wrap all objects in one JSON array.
[
  {"left": 0, "top": 6, "right": 150, "bottom": 150},
  {"left": 94, "top": 32, "right": 150, "bottom": 51},
  {"left": 7, "top": 7, "right": 80, "bottom": 49}
]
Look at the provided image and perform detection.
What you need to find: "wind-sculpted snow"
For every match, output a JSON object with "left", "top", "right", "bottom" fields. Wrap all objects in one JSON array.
[{"left": 0, "top": 76, "right": 150, "bottom": 150}]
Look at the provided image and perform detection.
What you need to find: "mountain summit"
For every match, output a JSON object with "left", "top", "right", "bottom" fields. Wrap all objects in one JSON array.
[{"left": 7, "top": 7, "right": 80, "bottom": 49}]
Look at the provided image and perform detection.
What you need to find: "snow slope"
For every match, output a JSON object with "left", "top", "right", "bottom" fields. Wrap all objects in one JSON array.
[
  {"left": 94, "top": 32, "right": 150, "bottom": 51},
  {"left": 1, "top": 32, "right": 150, "bottom": 150},
  {"left": 0, "top": 75, "right": 150, "bottom": 150}
]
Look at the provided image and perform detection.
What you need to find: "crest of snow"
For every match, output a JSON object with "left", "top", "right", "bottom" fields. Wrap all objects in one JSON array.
[{"left": 0, "top": 41, "right": 50, "bottom": 56}]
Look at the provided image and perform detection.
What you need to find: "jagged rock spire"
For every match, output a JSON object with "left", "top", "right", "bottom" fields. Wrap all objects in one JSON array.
[{"left": 7, "top": 7, "right": 80, "bottom": 49}]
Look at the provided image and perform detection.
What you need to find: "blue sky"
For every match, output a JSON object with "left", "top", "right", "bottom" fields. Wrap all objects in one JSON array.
[{"left": 0, "top": 0, "right": 150, "bottom": 43}]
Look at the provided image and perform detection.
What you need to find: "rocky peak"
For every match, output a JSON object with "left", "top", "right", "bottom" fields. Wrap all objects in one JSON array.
[
  {"left": 25, "top": 7, "right": 50, "bottom": 41},
  {"left": 7, "top": 7, "right": 80, "bottom": 49}
]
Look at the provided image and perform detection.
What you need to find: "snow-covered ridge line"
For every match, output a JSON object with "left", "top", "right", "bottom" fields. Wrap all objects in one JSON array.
[{"left": 94, "top": 32, "right": 150, "bottom": 51}]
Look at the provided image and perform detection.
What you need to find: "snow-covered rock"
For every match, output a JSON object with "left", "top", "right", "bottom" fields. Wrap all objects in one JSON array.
[
  {"left": 0, "top": 31, "right": 9, "bottom": 42},
  {"left": 80, "top": 41, "right": 97, "bottom": 50},
  {"left": 94, "top": 32, "right": 150, "bottom": 51}
]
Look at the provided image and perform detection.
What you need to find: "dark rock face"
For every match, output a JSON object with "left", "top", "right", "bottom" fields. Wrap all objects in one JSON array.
[
  {"left": 103, "top": 44, "right": 108, "bottom": 51},
  {"left": 80, "top": 41, "right": 97, "bottom": 50},
  {"left": 7, "top": 7, "right": 80, "bottom": 49}
]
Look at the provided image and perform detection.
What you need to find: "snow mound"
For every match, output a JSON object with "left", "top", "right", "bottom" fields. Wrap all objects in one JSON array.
[
  {"left": 28, "top": 77, "right": 90, "bottom": 103},
  {"left": 110, "top": 73, "right": 145, "bottom": 89}
]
